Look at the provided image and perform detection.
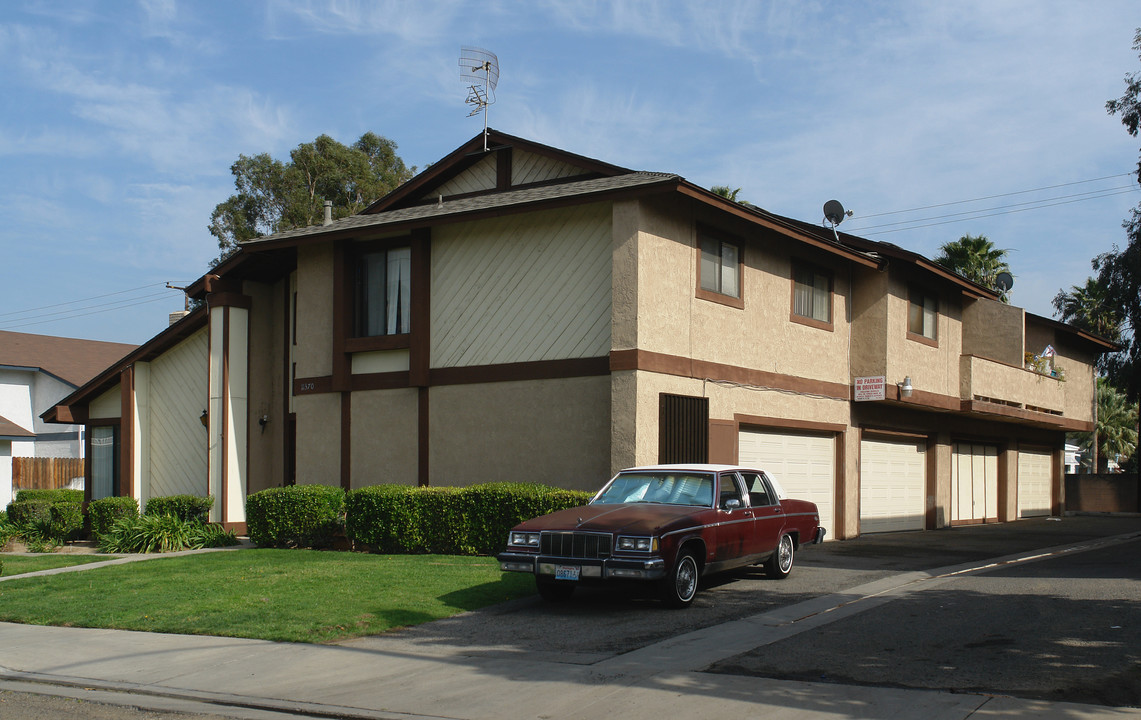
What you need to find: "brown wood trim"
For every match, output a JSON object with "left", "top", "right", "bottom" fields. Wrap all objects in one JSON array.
[
  {"left": 207, "top": 292, "right": 251, "bottom": 310},
  {"left": 410, "top": 229, "right": 431, "bottom": 387},
  {"left": 222, "top": 521, "right": 248, "bottom": 534},
  {"left": 497, "top": 146, "right": 512, "bottom": 191},
  {"left": 332, "top": 240, "right": 351, "bottom": 391},
  {"left": 892, "top": 385, "right": 962, "bottom": 411},
  {"left": 352, "top": 371, "right": 412, "bottom": 392},
  {"left": 696, "top": 287, "right": 745, "bottom": 309},
  {"left": 610, "top": 348, "right": 850, "bottom": 400},
  {"left": 340, "top": 391, "right": 351, "bottom": 491},
  {"left": 293, "top": 376, "right": 334, "bottom": 395},
  {"left": 119, "top": 366, "right": 134, "bottom": 500},
  {"left": 418, "top": 387, "right": 429, "bottom": 487},
  {"left": 282, "top": 279, "right": 293, "bottom": 487},
  {"left": 1052, "top": 446, "right": 1064, "bottom": 516},
  {"left": 997, "top": 445, "right": 1011, "bottom": 522},
  {"left": 926, "top": 434, "right": 938, "bottom": 529},
  {"left": 961, "top": 399, "right": 1089, "bottom": 431},
  {"left": 860, "top": 427, "right": 931, "bottom": 441},
  {"left": 734, "top": 414, "right": 848, "bottom": 436},
  {"left": 906, "top": 331, "right": 939, "bottom": 348},
  {"left": 789, "top": 313, "right": 835, "bottom": 332},
  {"left": 834, "top": 428, "right": 847, "bottom": 540},
  {"left": 344, "top": 334, "right": 411, "bottom": 354},
  {"left": 430, "top": 356, "right": 610, "bottom": 386}
]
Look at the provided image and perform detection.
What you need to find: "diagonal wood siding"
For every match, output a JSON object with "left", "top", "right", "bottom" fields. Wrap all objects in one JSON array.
[
  {"left": 424, "top": 153, "right": 497, "bottom": 199},
  {"left": 431, "top": 203, "right": 612, "bottom": 368},
  {"left": 511, "top": 149, "right": 583, "bottom": 185},
  {"left": 148, "top": 328, "right": 209, "bottom": 498}
]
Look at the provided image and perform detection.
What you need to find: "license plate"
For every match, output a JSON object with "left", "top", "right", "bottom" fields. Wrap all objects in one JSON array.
[{"left": 555, "top": 565, "right": 580, "bottom": 581}]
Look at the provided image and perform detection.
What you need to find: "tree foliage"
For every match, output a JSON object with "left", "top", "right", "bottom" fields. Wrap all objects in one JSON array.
[
  {"left": 1053, "top": 277, "right": 1122, "bottom": 341},
  {"left": 711, "top": 185, "right": 742, "bottom": 202},
  {"left": 933, "top": 234, "right": 1013, "bottom": 302},
  {"left": 209, "top": 132, "right": 414, "bottom": 263},
  {"left": 1076, "top": 378, "right": 1138, "bottom": 472},
  {"left": 1100, "top": 27, "right": 1141, "bottom": 402}
]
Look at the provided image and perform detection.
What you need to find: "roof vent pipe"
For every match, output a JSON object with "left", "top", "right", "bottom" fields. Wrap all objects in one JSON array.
[{"left": 323, "top": 200, "right": 333, "bottom": 226}]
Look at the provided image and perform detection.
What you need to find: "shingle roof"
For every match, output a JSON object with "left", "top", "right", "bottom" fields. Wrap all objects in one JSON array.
[
  {"left": 0, "top": 413, "right": 34, "bottom": 438},
  {"left": 0, "top": 330, "right": 137, "bottom": 387},
  {"left": 241, "top": 172, "right": 679, "bottom": 248}
]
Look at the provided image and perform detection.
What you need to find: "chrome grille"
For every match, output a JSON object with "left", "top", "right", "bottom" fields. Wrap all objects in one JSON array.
[{"left": 541, "top": 531, "right": 612, "bottom": 559}]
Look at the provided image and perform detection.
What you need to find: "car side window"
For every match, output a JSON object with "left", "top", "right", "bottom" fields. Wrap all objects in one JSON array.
[
  {"left": 718, "top": 472, "right": 746, "bottom": 510},
  {"left": 741, "top": 472, "right": 773, "bottom": 507}
]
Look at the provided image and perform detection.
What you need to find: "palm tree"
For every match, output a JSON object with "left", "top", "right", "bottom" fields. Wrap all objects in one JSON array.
[
  {"left": 1077, "top": 379, "right": 1139, "bottom": 472},
  {"left": 1052, "top": 277, "right": 1122, "bottom": 340},
  {"left": 710, "top": 185, "right": 742, "bottom": 202},
  {"left": 933, "top": 234, "right": 1013, "bottom": 301}
]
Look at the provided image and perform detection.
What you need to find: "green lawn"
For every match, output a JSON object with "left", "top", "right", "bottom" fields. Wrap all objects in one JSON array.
[
  {"left": 1, "top": 555, "right": 116, "bottom": 577},
  {"left": 0, "top": 549, "right": 534, "bottom": 643}
]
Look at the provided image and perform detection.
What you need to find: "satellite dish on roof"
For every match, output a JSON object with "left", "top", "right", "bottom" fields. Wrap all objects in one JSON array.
[
  {"left": 995, "top": 271, "right": 1014, "bottom": 293},
  {"left": 459, "top": 46, "right": 499, "bottom": 151},
  {"left": 822, "top": 200, "right": 853, "bottom": 241}
]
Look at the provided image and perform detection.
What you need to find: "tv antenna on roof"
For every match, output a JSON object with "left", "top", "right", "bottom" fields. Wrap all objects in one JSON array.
[{"left": 459, "top": 46, "right": 499, "bottom": 151}]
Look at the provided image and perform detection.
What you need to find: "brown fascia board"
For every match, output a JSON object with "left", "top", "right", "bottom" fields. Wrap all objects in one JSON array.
[
  {"left": 676, "top": 182, "right": 881, "bottom": 269},
  {"left": 1025, "top": 311, "right": 1122, "bottom": 353},
  {"left": 42, "top": 306, "right": 209, "bottom": 424},
  {"left": 363, "top": 128, "right": 634, "bottom": 215}
]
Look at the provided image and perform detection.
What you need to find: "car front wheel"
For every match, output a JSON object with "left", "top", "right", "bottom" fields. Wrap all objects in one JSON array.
[
  {"left": 661, "top": 550, "right": 699, "bottom": 608},
  {"left": 765, "top": 534, "right": 795, "bottom": 579}
]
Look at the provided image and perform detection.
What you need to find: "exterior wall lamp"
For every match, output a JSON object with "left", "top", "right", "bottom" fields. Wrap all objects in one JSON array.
[
  {"left": 200, "top": 409, "right": 208, "bottom": 428},
  {"left": 899, "top": 377, "right": 913, "bottom": 399}
]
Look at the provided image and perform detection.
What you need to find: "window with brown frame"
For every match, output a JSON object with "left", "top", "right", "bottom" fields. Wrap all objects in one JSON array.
[
  {"left": 791, "top": 262, "right": 833, "bottom": 329},
  {"left": 354, "top": 245, "right": 411, "bottom": 338},
  {"left": 908, "top": 287, "right": 938, "bottom": 343},
  {"left": 697, "top": 231, "right": 742, "bottom": 307}
]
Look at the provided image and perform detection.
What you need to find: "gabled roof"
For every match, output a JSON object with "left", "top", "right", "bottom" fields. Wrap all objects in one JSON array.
[
  {"left": 0, "top": 413, "right": 34, "bottom": 438},
  {"left": 0, "top": 330, "right": 137, "bottom": 387}
]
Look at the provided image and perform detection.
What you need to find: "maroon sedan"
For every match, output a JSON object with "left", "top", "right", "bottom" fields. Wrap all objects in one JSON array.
[{"left": 497, "top": 464, "right": 826, "bottom": 607}]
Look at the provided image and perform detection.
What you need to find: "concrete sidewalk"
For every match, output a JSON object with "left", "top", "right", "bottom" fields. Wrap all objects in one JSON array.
[{"left": 2, "top": 529, "right": 1140, "bottom": 720}]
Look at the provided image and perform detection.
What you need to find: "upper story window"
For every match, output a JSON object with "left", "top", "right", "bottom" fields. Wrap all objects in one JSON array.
[
  {"left": 908, "top": 288, "right": 938, "bottom": 343},
  {"left": 698, "top": 232, "right": 742, "bottom": 303},
  {"left": 791, "top": 262, "right": 833, "bottom": 329},
  {"left": 356, "top": 245, "right": 411, "bottom": 337}
]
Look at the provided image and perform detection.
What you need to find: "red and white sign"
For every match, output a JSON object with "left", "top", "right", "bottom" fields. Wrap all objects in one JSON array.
[{"left": 854, "top": 376, "right": 886, "bottom": 402}]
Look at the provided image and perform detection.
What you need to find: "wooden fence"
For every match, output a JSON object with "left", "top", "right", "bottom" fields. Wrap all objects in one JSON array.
[{"left": 12, "top": 457, "right": 85, "bottom": 491}]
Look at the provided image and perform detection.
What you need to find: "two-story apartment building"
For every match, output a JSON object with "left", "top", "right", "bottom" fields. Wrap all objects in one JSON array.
[{"left": 46, "top": 130, "right": 1114, "bottom": 538}]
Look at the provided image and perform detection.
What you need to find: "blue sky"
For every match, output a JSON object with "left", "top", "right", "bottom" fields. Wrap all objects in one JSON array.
[{"left": 1, "top": 0, "right": 1138, "bottom": 345}]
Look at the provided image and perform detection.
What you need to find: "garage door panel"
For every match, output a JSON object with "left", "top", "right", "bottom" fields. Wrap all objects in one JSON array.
[
  {"left": 739, "top": 429, "right": 835, "bottom": 538},
  {"left": 860, "top": 438, "right": 925, "bottom": 533},
  {"left": 1018, "top": 449, "right": 1053, "bottom": 518},
  {"left": 952, "top": 443, "right": 999, "bottom": 523}
]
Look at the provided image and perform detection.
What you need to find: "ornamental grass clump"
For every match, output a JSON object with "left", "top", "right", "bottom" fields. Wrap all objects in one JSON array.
[{"left": 98, "top": 514, "right": 239, "bottom": 554}]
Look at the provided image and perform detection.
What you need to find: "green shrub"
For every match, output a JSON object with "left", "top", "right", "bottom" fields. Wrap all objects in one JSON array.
[
  {"left": 245, "top": 485, "right": 345, "bottom": 548},
  {"left": 88, "top": 497, "right": 140, "bottom": 541},
  {"left": 15, "top": 489, "right": 84, "bottom": 504},
  {"left": 144, "top": 494, "right": 213, "bottom": 523},
  {"left": 186, "top": 522, "right": 240, "bottom": 549},
  {"left": 98, "top": 513, "right": 239, "bottom": 554},
  {"left": 345, "top": 485, "right": 422, "bottom": 553},
  {"left": 459, "top": 483, "right": 591, "bottom": 555},
  {"left": 49, "top": 502, "right": 85, "bottom": 542},
  {"left": 6, "top": 499, "right": 53, "bottom": 527}
]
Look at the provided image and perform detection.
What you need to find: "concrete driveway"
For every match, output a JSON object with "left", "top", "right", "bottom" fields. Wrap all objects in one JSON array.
[{"left": 1, "top": 515, "right": 1139, "bottom": 719}]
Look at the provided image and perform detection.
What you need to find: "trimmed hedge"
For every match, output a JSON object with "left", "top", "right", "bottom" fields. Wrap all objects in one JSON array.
[
  {"left": 144, "top": 494, "right": 213, "bottom": 523},
  {"left": 88, "top": 497, "right": 140, "bottom": 541},
  {"left": 5, "top": 499, "right": 53, "bottom": 527},
  {"left": 245, "top": 485, "right": 345, "bottom": 548},
  {"left": 343, "top": 483, "right": 592, "bottom": 556},
  {"left": 15, "top": 489, "right": 84, "bottom": 504},
  {"left": 49, "top": 502, "right": 85, "bottom": 541}
]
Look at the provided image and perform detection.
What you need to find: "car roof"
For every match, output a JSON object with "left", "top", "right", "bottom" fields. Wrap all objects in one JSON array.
[{"left": 622, "top": 463, "right": 758, "bottom": 473}]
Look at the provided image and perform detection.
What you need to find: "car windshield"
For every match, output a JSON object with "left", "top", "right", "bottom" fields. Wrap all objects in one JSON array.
[{"left": 593, "top": 472, "right": 715, "bottom": 507}]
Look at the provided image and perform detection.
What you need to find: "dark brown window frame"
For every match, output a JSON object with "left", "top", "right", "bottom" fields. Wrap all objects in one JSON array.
[
  {"left": 695, "top": 226, "right": 745, "bottom": 310},
  {"left": 344, "top": 236, "right": 415, "bottom": 353},
  {"left": 907, "top": 285, "right": 939, "bottom": 347},
  {"left": 789, "top": 260, "right": 834, "bottom": 331}
]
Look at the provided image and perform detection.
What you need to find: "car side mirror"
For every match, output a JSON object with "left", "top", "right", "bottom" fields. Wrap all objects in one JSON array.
[{"left": 723, "top": 498, "right": 741, "bottom": 510}]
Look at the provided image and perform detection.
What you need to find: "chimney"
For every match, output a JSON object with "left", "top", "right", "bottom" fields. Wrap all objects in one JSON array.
[
  {"left": 169, "top": 310, "right": 190, "bottom": 326},
  {"left": 323, "top": 200, "right": 333, "bottom": 226}
]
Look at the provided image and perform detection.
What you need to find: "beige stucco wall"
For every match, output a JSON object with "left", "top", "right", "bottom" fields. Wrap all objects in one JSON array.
[
  {"left": 428, "top": 376, "right": 610, "bottom": 491},
  {"left": 962, "top": 298, "right": 1025, "bottom": 367},
  {"left": 1025, "top": 320, "right": 1098, "bottom": 424},
  {"left": 350, "top": 388, "right": 419, "bottom": 488},
  {"left": 884, "top": 278, "right": 963, "bottom": 399},
  {"left": 850, "top": 267, "right": 890, "bottom": 379},
  {"left": 293, "top": 393, "right": 341, "bottom": 486},
  {"left": 961, "top": 355, "right": 1065, "bottom": 412},
  {"left": 295, "top": 244, "right": 334, "bottom": 378}
]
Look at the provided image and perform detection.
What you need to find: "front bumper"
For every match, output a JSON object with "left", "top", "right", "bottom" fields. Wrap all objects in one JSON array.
[{"left": 497, "top": 552, "right": 668, "bottom": 581}]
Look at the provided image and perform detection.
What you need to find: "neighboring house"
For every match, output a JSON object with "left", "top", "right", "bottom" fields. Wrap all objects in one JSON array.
[
  {"left": 1, "top": 331, "right": 136, "bottom": 507},
  {"left": 45, "top": 130, "right": 1117, "bottom": 537}
]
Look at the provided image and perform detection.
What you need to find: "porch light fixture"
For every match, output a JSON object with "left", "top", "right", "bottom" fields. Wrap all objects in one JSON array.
[
  {"left": 899, "top": 377, "right": 913, "bottom": 399},
  {"left": 200, "top": 409, "right": 208, "bottom": 428}
]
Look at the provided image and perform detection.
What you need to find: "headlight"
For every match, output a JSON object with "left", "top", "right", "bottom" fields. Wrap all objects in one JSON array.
[
  {"left": 617, "top": 536, "right": 658, "bottom": 552},
  {"left": 508, "top": 531, "right": 540, "bottom": 548}
]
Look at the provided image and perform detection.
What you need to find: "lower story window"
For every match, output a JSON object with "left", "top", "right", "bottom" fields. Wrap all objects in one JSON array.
[{"left": 90, "top": 425, "right": 118, "bottom": 500}]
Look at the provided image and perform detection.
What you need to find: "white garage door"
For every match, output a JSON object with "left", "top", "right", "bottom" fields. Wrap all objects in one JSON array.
[
  {"left": 952, "top": 443, "right": 999, "bottom": 523},
  {"left": 739, "top": 429, "right": 835, "bottom": 538},
  {"left": 860, "top": 438, "right": 926, "bottom": 533},
  {"left": 1018, "top": 448, "right": 1053, "bottom": 518}
]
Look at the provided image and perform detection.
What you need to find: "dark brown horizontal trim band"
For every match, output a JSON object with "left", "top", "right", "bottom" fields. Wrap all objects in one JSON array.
[
  {"left": 353, "top": 371, "right": 411, "bottom": 392},
  {"left": 344, "top": 334, "right": 412, "bottom": 353},
  {"left": 860, "top": 427, "right": 931, "bottom": 441},
  {"left": 906, "top": 331, "right": 939, "bottom": 348},
  {"left": 735, "top": 414, "right": 848, "bottom": 435},
  {"left": 293, "top": 376, "right": 334, "bottom": 395},
  {"left": 207, "top": 292, "right": 252, "bottom": 310},
  {"left": 430, "top": 356, "right": 610, "bottom": 386},
  {"left": 890, "top": 387, "right": 962, "bottom": 411},
  {"left": 611, "top": 348, "right": 850, "bottom": 400},
  {"left": 961, "top": 399, "right": 1091, "bottom": 432}
]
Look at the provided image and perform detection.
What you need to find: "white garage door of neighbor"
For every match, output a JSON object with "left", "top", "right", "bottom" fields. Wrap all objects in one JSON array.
[
  {"left": 1018, "top": 448, "right": 1053, "bottom": 518},
  {"left": 738, "top": 429, "right": 836, "bottom": 538},
  {"left": 860, "top": 438, "right": 926, "bottom": 533},
  {"left": 952, "top": 443, "right": 999, "bottom": 523}
]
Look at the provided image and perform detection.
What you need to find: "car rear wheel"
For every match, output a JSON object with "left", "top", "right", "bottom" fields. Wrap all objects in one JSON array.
[
  {"left": 536, "top": 577, "right": 575, "bottom": 602},
  {"left": 765, "top": 534, "right": 795, "bottom": 579},
  {"left": 661, "top": 550, "right": 699, "bottom": 608}
]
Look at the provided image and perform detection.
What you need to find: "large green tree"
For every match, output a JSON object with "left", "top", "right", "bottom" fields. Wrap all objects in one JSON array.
[
  {"left": 1101, "top": 27, "right": 1141, "bottom": 403},
  {"left": 209, "top": 132, "right": 414, "bottom": 263},
  {"left": 1077, "top": 378, "right": 1138, "bottom": 472},
  {"left": 933, "top": 234, "right": 1013, "bottom": 301},
  {"left": 1052, "top": 277, "right": 1121, "bottom": 342}
]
